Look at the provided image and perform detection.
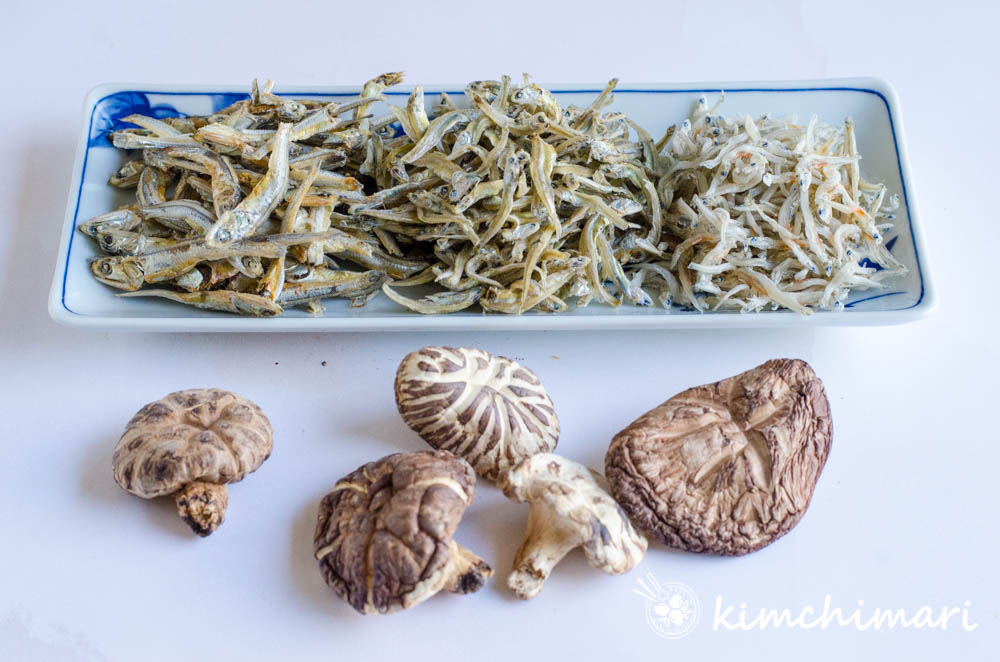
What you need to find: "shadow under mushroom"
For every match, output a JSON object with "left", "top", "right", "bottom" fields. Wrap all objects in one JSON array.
[{"left": 289, "top": 495, "right": 354, "bottom": 617}]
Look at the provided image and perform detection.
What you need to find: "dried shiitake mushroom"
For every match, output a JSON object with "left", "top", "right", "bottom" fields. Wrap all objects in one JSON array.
[
  {"left": 314, "top": 450, "right": 492, "bottom": 614},
  {"left": 112, "top": 388, "right": 273, "bottom": 536},
  {"left": 394, "top": 346, "right": 560, "bottom": 481},
  {"left": 498, "top": 453, "right": 647, "bottom": 600},
  {"left": 605, "top": 359, "right": 832, "bottom": 555}
]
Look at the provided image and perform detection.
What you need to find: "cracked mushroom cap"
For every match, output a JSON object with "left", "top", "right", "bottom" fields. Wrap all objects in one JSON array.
[
  {"left": 605, "top": 358, "right": 832, "bottom": 556},
  {"left": 394, "top": 346, "right": 559, "bottom": 481},
  {"left": 314, "top": 450, "right": 492, "bottom": 614},
  {"left": 112, "top": 388, "right": 273, "bottom": 536},
  {"left": 498, "top": 453, "right": 648, "bottom": 600}
]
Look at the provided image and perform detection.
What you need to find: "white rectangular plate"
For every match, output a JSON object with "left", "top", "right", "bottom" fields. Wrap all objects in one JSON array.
[{"left": 49, "top": 78, "right": 934, "bottom": 331}]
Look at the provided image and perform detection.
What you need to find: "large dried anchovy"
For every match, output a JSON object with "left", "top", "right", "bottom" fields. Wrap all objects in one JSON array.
[
  {"left": 82, "top": 76, "right": 404, "bottom": 316},
  {"left": 79, "top": 74, "right": 903, "bottom": 316}
]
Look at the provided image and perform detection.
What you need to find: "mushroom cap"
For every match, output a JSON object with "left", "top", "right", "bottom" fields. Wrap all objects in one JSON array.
[
  {"left": 394, "top": 346, "right": 559, "bottom": 481},
  {"left": 605, "top": 358, "right": 832, "bottom": 556},
  {"left": 314, "top": 450, "right": 484, "bottom": 614},
  {"left": 112, "top": 388, "right": 273, "bottom": 498},
  {"left": 499, "top": 453, "right": 647, "bottom": 573}
]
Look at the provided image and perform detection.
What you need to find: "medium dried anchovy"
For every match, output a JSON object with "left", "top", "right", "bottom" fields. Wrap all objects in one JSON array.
[{"left": 353, "top": 74, "right": 670, "bottom": 314}]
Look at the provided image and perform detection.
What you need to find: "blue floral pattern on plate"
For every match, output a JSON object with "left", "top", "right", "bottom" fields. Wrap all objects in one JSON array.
[
  {"left": 209, "top": 93, "right": 249, "bottom": 113},
  {"left": 88, "top": 92, "right": 181, "bottom": 147},
  {"left": 88, "top": 91, "right": 249, "bottom": 147},
  {"left": 845, "top": 237, "right": 901, "bottom": 306}
]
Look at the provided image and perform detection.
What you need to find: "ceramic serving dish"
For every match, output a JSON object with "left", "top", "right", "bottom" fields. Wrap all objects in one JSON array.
[{"left": 48, "top": 77, "right": 934, "bottom": 331}]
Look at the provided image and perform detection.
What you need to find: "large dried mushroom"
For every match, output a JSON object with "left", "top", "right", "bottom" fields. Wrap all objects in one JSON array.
[
  {"left": 112, "top": 388, "right": 273, "bottom": 536},
  {"left": 605, "top": 359, "right": 832, "bottom": 555},
  {"left": 395, "top": 346, "right": 559, "bottom": 481},
  {"left": 314, "top": 450, "right": 492, "bottom": 614},
  {"left": 498, "top": 453, "right": 647, "bottom": 599}
]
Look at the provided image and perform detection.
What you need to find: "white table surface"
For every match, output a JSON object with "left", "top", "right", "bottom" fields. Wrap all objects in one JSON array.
[{"left": 2, "top": 0, "right": 996, "bottom": 659}]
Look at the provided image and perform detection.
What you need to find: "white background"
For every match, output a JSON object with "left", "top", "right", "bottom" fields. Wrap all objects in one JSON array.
[{"left": 1, "top": 0, "right": 996, "bottom": 659}]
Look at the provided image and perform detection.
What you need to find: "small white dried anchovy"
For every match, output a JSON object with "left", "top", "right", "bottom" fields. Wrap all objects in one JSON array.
[{"left": 648, "top": 93, "right": 906, "bottom": 314}]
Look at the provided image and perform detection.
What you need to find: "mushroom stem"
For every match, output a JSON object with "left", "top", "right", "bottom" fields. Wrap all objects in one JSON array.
[
  {"left": 442, "top": 543, "right": 493, "bottom": 594},
  {"left": 175, "top": 481, "right": 228, "bottom": 537},
  {"left": 508, "top": 504, "right": 582, "bottom": 600}
]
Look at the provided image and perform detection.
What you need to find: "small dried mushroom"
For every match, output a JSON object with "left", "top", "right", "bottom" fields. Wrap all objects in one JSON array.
[
  {"left": 112, "top": 388, "right": 273, "bottom": 536},
  {"left": 314, "top": 450, "right": 492, "bottom": 614},
  {"left": 605, "top": 359, "right": 832, "bottom": 555},
  {"left": 395, "top": 346, "right": 559, "bottom": 481},
  {"left": 498, "top": 453, "right": 647, "bottom": 600}
]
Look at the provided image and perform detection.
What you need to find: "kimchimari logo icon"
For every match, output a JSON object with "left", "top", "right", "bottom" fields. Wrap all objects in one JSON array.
[{"left": 634, "top": 574, "right": 700, "bottom": 639}]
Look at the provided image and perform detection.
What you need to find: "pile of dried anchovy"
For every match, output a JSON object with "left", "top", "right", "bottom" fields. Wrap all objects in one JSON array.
[
  {"left": 81, "top": 74, "right": 904, "bottom": 316},
  {"left": 651, "top": 93, "right": 906, "bottom": 313}
]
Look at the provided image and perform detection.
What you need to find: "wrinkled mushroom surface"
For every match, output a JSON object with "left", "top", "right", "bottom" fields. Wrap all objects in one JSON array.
[
  {"left": 314, "top": 450, "right": 491, "bottom": 614},
  {"left": 395, "top": 346, "right": 559, "bottom": 481},
  {"left": 112, "top": 388, "right": 273, "bottom": 536},
  {"left": 499, "top": 453, "right": 647, "bottom": 600},
  {"left": 606, "top": 359, "right": 832, "bottom": 555}
]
